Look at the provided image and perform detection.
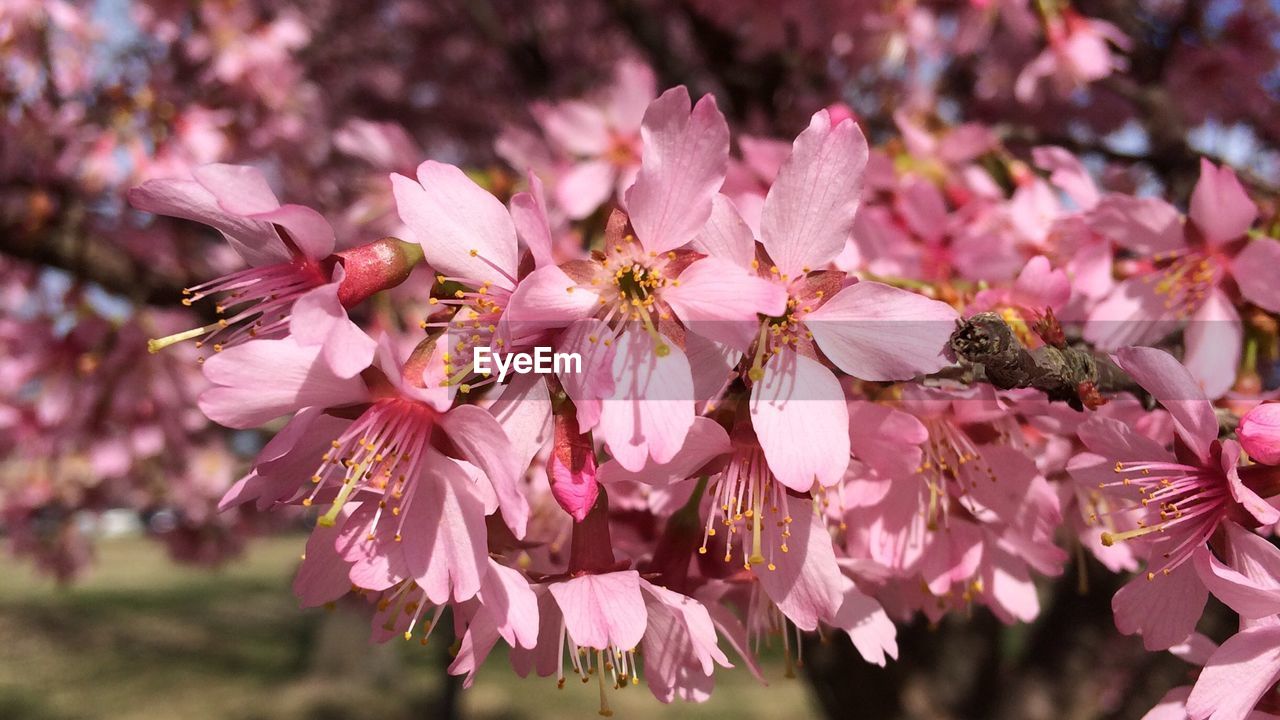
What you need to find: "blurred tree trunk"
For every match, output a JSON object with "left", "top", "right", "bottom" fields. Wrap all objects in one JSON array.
[{"left": 303, "top": 604, "right": 461, "bottom": 720}]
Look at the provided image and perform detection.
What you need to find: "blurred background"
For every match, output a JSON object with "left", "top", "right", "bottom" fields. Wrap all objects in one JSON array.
[
  {"left": 0, "top": 532, "right": 812, "bottom": 720},
  {"left": 2, "top": 0, "right": 1278, "bottom": 718}
]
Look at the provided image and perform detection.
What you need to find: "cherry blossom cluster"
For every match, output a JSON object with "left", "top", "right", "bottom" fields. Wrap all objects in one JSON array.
[
  {"left": 123, "top": 73, "right": 1280, "bottom": 716},
  {"left": 6, "top": 1, "right": 1280, "bottom": 716}
]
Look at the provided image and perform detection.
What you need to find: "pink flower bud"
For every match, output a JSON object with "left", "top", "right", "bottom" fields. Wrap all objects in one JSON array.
[
  {"left": 332, "top": 237, "right": 423, "bottom": 307},
  {"left": 548, "top": 412, "right": 599, "bottom": 522},
  {"left": 1239, "top": 403, "right": 1280, "bottom": 465}
]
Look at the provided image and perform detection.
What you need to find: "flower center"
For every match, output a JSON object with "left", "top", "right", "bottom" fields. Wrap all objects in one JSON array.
[
  {"left": 148, "top": 259, "right": 325, "bottom": 356},
  {"left": 377, "top": 579, "right": 445, "bottom": 645},
  {"left": 1098, "top": 459, "right": 1228, "bottom": 577},
  {"left": 746, "top": 267, "right": 828, "bottom": 381},
  {"left": 302, "top": 397, "right": 436, "bottom": 533},
  {"left": 421, "top": 261, "right": 513, "bottom": 394},
  {"left": 604, "top": 135, "right": 639, "bottom": 167},
  {"left": 744, "top": 583, "right": 804, "bottom": 678},
  {"left": 700, "top": 445, "right": 792, "bottom": 571},
  {"left": 1144, "top": 251, "right": 1223, "bottom": 319},
  {"left": 555, "top": 624, "right": 639, "bottom": 716},
  {"left": 583, "top": 238, "right": 678, "bottom": 356}
]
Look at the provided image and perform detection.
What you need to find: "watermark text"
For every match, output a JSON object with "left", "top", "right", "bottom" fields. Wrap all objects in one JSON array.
[{"left": 472, "top": 346, "right": 582, "bottom": 382}]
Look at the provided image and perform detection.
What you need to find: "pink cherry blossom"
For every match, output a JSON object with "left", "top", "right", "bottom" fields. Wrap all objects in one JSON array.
[{"left": 1086, "top": 160, "right": 1279, "bottom": 398}]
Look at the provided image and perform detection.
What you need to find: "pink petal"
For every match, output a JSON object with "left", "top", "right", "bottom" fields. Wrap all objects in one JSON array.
[
  {"left": 289, "top": 279, "right": 376, "bottom": 379},
  {"left": 402, "top": 450, "right": 490, "bottom": 605},
  {"left": 1220, "top": 442, "right": 1279, "bottom": 525},
  {"left": 739, "top": 134, "right": 791, "bottom": 182},
  {"left": 1194, "top": 546, "right": 1280, "bottom": 620},
  {"left": 509, "top": 172, "right": 555, "bottom": 267},
  {"left": 252, "top": 203, "right": 335, "bottom": 260},
  {"left": 555, "top": 160, "right": 617, "bottom": 220},
  {"left": 548, "top": 571, "right": 647, "bottom": 650},
  {"left": 554, "top": 319, "right": 616, "bottom": 432},
  {"left": 1113, "top": 347, "right": 1218, "bottom": 463},
  {"left": 222, "top": 407, "right": 352, "bottom": 510},
  {"left": 1074, "top": 415, "right": 1172, "bottom": 465},
  {"left": 755, "top": 497, "right": 845, "bottom": 631},
  {"left": 532, "top": 100, "right": 610, "bottom": 156},
  {"left": 1186, "top": 625, "right": 1280, "bottom": 720},
  {"left": 1171, "top": 633, "right": 1219, "bottom": 666},
  {"left": 894, "top": 178, "right": 948, "bottom": 244},
  {"left": 699, "top": 586, "right": 766, "bottom": 683},
  {"left": 392, "top": 161, "right": 518, "bottom": 289},
  {"left": 337, "top": 503, "right": 409, "bottom": 591},
  {"left": 939, "top": 123, "right": 997, "bottom": 164},
  {"left": 1013, "top": 49, "right": 1055, "bottom": 103},
  {"left": 833, "top": 582, "right": 898, "bottom": 666},
  {"left": 1232, "top": 239, "right": 1280, "bottom": 314},
  {"left": 848, "top": 206, "right": 917, "bottom": 276},
  {"left": 1084, "top": 277, "right": 1182, "bottom": 350},
  {"left": 598, "top": 417, "right": 730, "bottom": 486},
  {"left": 1011, "top": 255, "right": 1071, "bottom": 310},
  {"left": 604, "top": 59, "right": 656, "bottom": 133},
  {"left": 919, "top": 518, "right": 984, "bottom": 596},
  {"left": 333, "top": 118, "right": 419, "bottom": 171},
  {"left": 625, "top": 88, "right": 730, "bottom": 254},
  {"left": 1067, "top": 235, "right": 1116, "bottom": 300},
  {"left": 1112, "top": 560, "right": 1207, "bottom": 651},
  {"left": 750, "top": 351, "right": 850, "bottom": 491},
  {"left": 1225, "top": 521, "right": 1280, "bottom": 589},
  {"left": 1190, "top": 159, "right": 1258, "bottom": 245},
  {"left": 639, "top": 580, "right": 730, "bottom": 703},
  {"left": 846, "top": 400, "right": 926, "bottom": 478},
  {"left": 1182, "top": 287, "right": 1241, "bottom": 400},
  {"left": 806, "top": 281, "right": 958, "bottom": 381},
  {"left": 1086, "top": 195, "right": 1186, "bottom": 256},
  {"left": 1032, "top": 146, "right": 1099, "bottom": 210},
  {"left": 511, "top": 590, "right": 564, "bottom": 678},
  {"left": 199, "top": 337, "right": 369, "bottom": 428},
  {"left": 499, "top": 265, "right": 599, "bottom": 348},
  {"left": 596, "top": 330, "right": 695, "bottom": 471},
  {"left": 962, "top": 443, "right": 1049, "bottom": 520},
  {"left": 441, "top": 405, "right": 528, "bottom": 539},
  {"left": 691, "top": 194, "right": 758, "bottom": 269},
  {"left": 685, "top": 333, "right": 742, "bottom": 411},
  {"left": 448, "top": 617, "right": 501, "bottom": 689},
  {"left": 760, "top": 111, "right": 869, "bottom": 277},
  {"left": 192, "top": 163, "right": 280, "bottom": 215},
  {"left": 985, "top": 543, "right": 1042, "bottom": 623},
  {"left": 478, "top": 559, "right": 540, "bottom": 649},
  {"left": 486, "top": 374, "right": 553, "bottom": 481},
  {"left": 128, "top": 177, "right": 288, "bottom": 266},
  {"left": 664, "top": 258, "right": 788, "bottom": 352},
  {"left": 293, "top": 517, "right": 354, "bottom": 607}
]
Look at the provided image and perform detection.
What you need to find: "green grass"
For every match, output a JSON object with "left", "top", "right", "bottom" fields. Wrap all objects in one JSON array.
[{"left": 0, "top": 535, "right": 813, "bottom": 719}]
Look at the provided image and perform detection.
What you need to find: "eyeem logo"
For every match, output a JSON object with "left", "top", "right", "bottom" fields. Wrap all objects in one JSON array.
[{"left": 472, "top": 346, "right": 582, "bottom": 383}]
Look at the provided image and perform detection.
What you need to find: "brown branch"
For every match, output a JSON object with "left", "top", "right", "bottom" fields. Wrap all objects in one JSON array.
[
  {"left": 945, "top": 312, "right": 1143, "bottom": 410},
  {"left": 0, "top": 203, "right": 194, "bottom": 307}
]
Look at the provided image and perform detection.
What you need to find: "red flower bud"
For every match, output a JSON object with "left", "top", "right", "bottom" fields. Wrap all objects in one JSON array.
[
  {"left": 1240, "top": 403, "right": 1280, "bottom": 465},
  {"left": 549, "top": 411, "right": 599, "bottom": 522},
  {"left": 332, "top": 237, "right": 423, "bottom": 308}
]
